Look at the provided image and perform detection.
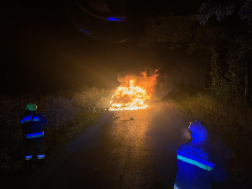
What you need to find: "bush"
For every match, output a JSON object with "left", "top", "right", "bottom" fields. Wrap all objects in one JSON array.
[
  {"left": 0, "top": 96, "right": 28, "bottom": 177},
  {"left": 74, "top": 86, "right": 111, "bottom": 124},
  {"left": 0, "top": 86, "right": 111, "bottom": 186},
  {"left": 45, "top": 96, "right": 77, "bottom": 130},
  {"left": 167, "top": 90, "right": 252, "bottom": 186}
]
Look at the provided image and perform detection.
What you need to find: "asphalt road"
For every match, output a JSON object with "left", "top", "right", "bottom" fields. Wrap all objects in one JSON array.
[{"left": 24, "top": 100, "right": 190, "bottom": 189}]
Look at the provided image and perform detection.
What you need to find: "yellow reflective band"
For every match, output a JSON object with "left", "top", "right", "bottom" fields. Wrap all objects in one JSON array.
[
  {"left": 32, "top": 117, "right": 39, "bottom": 121},
  {"left": 177, "top": 155, "right": 214, "bottom": 171},
  {"left": 174, "top": 184, "right": 179, "bottom": 189},
  {"left": 25, "top": 155, "right": 32, "bottom": 160},
  {"left": 37, "top": 154, "right": 45, "bottom": 159},
  {"left": 26, "top": 132, "right": 44, "bottom": 138}
]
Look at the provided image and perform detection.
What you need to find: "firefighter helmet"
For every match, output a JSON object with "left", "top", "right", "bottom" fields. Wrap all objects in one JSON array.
[
  {"left": 188, "top": 120, "right": 208, "bottom": 141},
  {"left": 26, "top": 103, "right": 37, "bottom": 111}
]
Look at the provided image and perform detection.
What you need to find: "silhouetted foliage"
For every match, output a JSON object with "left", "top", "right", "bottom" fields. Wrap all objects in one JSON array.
[
  {"left": 0, "top": 87, "right": 111, "bottom": 187},
  {"left": 198, "top": 0, "right": 252, "bottom": 25},
  {"left": 178, "top": 0, "right": 252, "bottom": 102}
]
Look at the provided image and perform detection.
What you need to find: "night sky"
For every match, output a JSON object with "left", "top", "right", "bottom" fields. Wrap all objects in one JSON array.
[{"left": 0, "top": 0, "right": 203, "bottom": 95}]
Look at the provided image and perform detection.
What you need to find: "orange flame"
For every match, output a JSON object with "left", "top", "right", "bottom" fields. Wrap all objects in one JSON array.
[{"left": 109, "top": 69, "right": 159, "bottom": 111}]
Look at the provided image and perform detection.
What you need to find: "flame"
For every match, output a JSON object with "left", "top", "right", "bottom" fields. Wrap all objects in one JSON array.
[{"left": 109, "top": 69, "right": 159, "bottom": 111}]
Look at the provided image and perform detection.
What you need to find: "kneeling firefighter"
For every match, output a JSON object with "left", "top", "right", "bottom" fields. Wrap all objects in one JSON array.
[
  {"left": 20, "top": 103, "right": 48, "bottom": 170},
  {"left": 174, "top": 120, "right": 228, "bottom": 189}
]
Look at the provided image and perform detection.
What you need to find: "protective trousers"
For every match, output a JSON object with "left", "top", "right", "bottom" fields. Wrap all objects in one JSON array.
[{"left": 25, "top": 137, "right": 45, "bottom": 161}]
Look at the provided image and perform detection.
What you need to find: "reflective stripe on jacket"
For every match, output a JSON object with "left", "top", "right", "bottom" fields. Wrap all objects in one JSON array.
[
  {"left": 26, "top": 132, "right": 44, "bottom": 139},
  {"left": 177, "top": 150, "right": 215, "bottom": 171},
  {"left": 21, "top": 111, "right": 47, "bottom": 139},
  {"left": 175, "top": 140, "right": 227, "bottom": 189},
  {"left": 20, "top": 115, "right": 40, "bottom": 124}
]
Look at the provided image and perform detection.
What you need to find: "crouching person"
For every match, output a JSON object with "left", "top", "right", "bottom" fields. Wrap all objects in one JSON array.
[
  {"left": 20, "top": 103, "right": 48, "bottom": 171},
  {"left": 174, "top": 120, "right": 228, "bottom": 189}
]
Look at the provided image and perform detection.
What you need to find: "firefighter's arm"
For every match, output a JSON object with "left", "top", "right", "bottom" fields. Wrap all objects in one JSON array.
[
  {"left": 20, "top": 118, "right": 26, "bottom": 135},
  {"left": 39, "top": 114, "right": 48, "bottom": 125},
  {"left": 210, "top": 161, "right": 228, "bottom": 183}
]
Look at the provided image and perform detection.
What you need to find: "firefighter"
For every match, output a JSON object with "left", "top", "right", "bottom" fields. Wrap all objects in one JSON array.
[
  {"left": 174, "top": 120, "right": 228, "bottom": 189},
  {"left": 20, "top": 103, "right": 48, "bottom": 171}
]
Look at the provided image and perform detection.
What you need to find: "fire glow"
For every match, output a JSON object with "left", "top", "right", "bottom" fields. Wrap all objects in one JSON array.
[{"left": 109, "top": 70, "right": 159, "bottom": 111}]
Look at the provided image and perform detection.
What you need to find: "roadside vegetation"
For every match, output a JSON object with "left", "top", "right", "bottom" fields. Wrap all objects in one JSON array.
[
  {"left": 167, "top": 91, "right": 252, "bottom": 187},
  {"left": 162, "top": 1, "right": 252, "bottom": 187},
  {"left": 0, "top": 86, "right": 111, "bottom": 187},
  {"left": 2, "top": 1, "right": 252, "bottom": 188}
]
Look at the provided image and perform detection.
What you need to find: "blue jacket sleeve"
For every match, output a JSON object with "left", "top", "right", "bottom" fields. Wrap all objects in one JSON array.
[
  {"left": 38, "top": 113, "right": 48, "bottom": 125},
  {"left": 210, "top": 160, "right": 228, "bottom": 183}
]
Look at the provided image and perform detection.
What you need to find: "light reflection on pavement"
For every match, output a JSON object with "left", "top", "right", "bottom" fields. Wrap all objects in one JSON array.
[{"left": 25, "top": 100, "right": 190, "bottom": 189}]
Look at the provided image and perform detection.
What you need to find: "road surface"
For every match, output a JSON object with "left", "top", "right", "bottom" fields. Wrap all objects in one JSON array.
[{"left": 24, "top": 100, "right": 190, "bottom": 189}]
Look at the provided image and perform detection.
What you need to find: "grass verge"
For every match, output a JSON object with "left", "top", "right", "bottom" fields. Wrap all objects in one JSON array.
[
  {"left": 167, "top": 91, "right": 252, "bottom": 187},
  {"left": 0, "top": 87, "right": 112, "bottom": 188}
]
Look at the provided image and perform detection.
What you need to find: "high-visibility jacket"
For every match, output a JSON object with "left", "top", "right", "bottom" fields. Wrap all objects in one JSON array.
[
  {"left": 175, "top": 140, "right": 228, "bottom": 189},
  {"left": 20, "top": 111, "right": 48, "bottom": 140}
]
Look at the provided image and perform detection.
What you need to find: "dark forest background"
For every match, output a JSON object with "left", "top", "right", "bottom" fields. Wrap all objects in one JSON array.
[{"left": 1, "top": 0, "right": 252, "bottom": 188}]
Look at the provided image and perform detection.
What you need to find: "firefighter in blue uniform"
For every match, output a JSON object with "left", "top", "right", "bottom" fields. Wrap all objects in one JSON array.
[
  {"left": 174, "top": 120, "right": 228, "bottom": 189},
  {"left": 20, "top": 103, "right": 48, "bottom": 170}
]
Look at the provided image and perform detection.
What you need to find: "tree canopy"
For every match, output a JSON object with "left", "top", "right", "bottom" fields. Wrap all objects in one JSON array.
[{"left": 198, "top": 0, "right": 252, "bottom": 24}]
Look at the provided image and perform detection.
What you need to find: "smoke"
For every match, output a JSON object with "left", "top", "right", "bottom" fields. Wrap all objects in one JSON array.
[
  {"left": 181, "top": 127, "right": 192, "bottom": 142},
  {"left": 117, "top": 67, "right": 147, "bottom": 83}
]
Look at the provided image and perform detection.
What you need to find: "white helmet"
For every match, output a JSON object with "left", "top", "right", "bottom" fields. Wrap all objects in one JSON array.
[{"left": 188, "top": 120, "right": 208, "bottom": 141}]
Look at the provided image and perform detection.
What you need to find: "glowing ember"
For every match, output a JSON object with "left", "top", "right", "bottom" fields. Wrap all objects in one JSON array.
[{"left": 109, "top": 70, "right": 159, "bottom": 111}]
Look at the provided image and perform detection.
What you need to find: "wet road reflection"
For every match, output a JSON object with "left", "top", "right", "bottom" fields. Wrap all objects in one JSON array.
[
  {"left": 104, "top": 104, "right": 157, "bottom": 188},
  {"left": 31, "top": 101, "right": 189, "bottom": 189}
]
